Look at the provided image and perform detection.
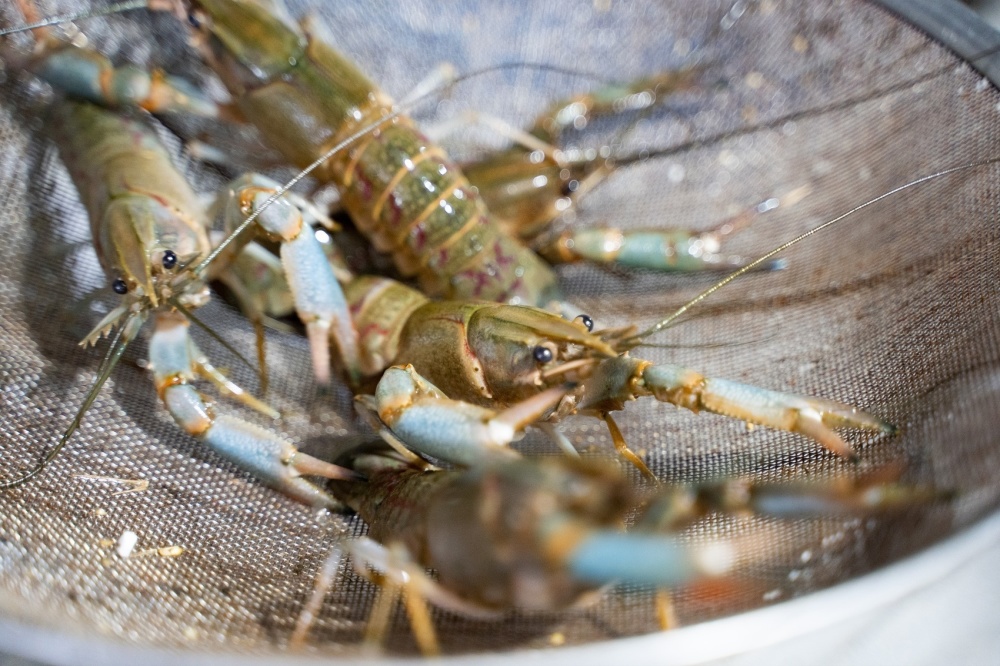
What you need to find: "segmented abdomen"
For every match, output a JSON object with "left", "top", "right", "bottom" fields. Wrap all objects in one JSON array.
[
  {"left": 331, "top": 115, "right": 560, "bottom": 307},
  {"left": 345, "top": 275, "right": 428, "bottom": 376},
  {"left": 206, "top": 3, "right": 561, "bottom": 308}
]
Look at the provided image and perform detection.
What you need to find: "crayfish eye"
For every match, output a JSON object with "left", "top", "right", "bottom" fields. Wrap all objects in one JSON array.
[
  {"left": 112, "top": 278, "right": 128, "bottom": 295},
  {"left": 162, "top": 249, "right": 178, "bottom": 270},
  {"left": 576, "top": 314, "right": 594, "bottom": 332},
  {"left": 533, "top": 345, "right": 554, "bottom": 364}
]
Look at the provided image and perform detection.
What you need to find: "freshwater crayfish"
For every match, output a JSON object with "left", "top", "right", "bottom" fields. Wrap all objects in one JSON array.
[
  {"left": 13, "top": 1, "right": 795, "bottom": 310},
  {"left": 0, "top": 0, "right": 377, "bottom": 503},
  {"left": 292, "top": 440, "right": 947, "bottom": 655},
  {"left": 342, "top": 272, "right": 894, "bottom": 476},
  {"left": 0, "top": 0, "right": 997, "bottom": 659},
  {"left": 0, "top": 94, "right": 371, "bottom": 505},
  {"left": 0, "top": 0, "right": 906, "bottom": 494}
]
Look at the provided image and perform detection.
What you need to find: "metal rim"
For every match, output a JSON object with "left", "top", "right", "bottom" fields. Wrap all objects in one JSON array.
[
  {"left": 1, "top": 509, "right": 998, "bottom": 666},
  {"left": 874, "top": 0, "right": 1000, "bottom": 83}
]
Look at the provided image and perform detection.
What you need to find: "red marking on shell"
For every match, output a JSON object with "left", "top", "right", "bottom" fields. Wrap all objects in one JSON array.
[
  {"left": 436, "top": 247, "right": 449, "bottom": 267},
  {"left": 388, "top": 191, "right": 404, "bottom": 227},
  {"left": 411, "top": 224, "right": 428, "bottom": 252},
  {"left": 359, "top": 322, "right": 389, "bottom": 339},
  {"left": 493, "top": 239, "right": 515, "bottom": 267},
  {"left": 354, "top": 167, "right": 374, "bottom": 202}
]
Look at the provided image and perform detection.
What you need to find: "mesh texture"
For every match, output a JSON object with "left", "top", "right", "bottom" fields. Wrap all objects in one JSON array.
[{"left": 1, "top": 0, "right": 999, "bottom": 658}]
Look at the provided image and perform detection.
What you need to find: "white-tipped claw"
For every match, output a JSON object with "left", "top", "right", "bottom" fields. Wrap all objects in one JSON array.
[
  {"left": 367, "top": 367, "right": 572, "bottom": 467},
  {"left": 306, "top": 320, "right": 333, "bottom": 386},
  {"left": 638, "top": 362, "right": 894, "bottom": 460}
]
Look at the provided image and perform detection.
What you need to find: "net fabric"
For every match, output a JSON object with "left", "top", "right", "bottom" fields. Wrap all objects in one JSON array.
[{"left": 0, "top": 0, "right": 998, "bottom": 657}]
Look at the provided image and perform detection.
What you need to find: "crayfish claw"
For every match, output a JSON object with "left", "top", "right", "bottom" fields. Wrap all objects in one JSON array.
[{"left": 634, "top": 362, "right": 896, "bottom": 460}]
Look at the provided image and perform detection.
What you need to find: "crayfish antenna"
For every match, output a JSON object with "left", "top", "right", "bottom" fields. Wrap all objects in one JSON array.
[
  {"left": 627, "top": 156, "right": 1000, "bottom": 346},
  {"left": 0, "top": 310, "right": 145, "bottom": 489}
]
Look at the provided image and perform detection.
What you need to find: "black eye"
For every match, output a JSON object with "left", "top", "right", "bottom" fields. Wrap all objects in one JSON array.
[
  {"left": 162, "top": 250, "right": 178, "bottom": 269},
  {"left": 533, "top": 345, "right": 553, "bottom": 363},
  {"left": 112, "top": 278, "right": 128, "bottom": 295},
  {"left": 576, "top": 314, "right": 594, "bottom": 332},
  {"left": 187, "top": 11, "right": 202, "bottom": 28}
]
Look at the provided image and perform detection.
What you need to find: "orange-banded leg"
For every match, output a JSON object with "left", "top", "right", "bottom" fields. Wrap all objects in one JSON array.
[
  {"left": 579, "top": 356, "right": 896, "bottom": 462},
  {"left": 436, "top": 66, "right": 796, "bottom": 273},
  {"left": 150, "top": 311, "right": 354, "bottom": 509},
  {"left": 211, "top": 239, "right": 296, "bottom": 396},
  {"left": 529, "top": 69, "right": 705, "bottom": 145},
  {"left": 537, "top": 209, "right": 792, "bottom": 274}
]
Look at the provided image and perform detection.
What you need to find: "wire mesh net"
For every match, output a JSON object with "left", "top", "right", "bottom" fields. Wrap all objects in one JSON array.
[{"left": 1, "top": 0, "right": 999, "bottom": 658}]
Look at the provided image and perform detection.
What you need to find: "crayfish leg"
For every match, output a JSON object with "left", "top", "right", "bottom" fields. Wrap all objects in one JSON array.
[
  {"left": 351, "top": 538, "right": 440, "bottom": 656},
  {"left": 362, "top": 572, "right": 401, "bottom": 655},
  {"left": 190, "top": 341, "right": 279, "bottom": 419},
  {"left": 401, "top": 578, "right": 440, "bottom": 657},
  {"left": 602, "top": 412, "right": 657, "bottom": 481},
  {"left": 655, "top": 589, "right": 679, "bottom": 631},
  {"left": 25, "top": 32, "right": 221, "bottom": 117},
  {"left": 289, "top": 546, "right": 344, "bottom": 651},
  {"left": 581, "top": 356, "right": 895, "bottom": 462},
  {"left": 536, "top": 187, "right": 808, "bottom": 273},
  {"left": 536, "top": 421, "right": 581, "bottom": 458},
  {"left": 529, "top": 68, "right": 704, "bottom": 145}
]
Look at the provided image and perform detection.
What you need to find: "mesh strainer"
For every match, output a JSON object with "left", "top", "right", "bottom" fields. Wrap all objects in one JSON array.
[{"left": 1, "top": 0, "right": 999, "bottom": 662}]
